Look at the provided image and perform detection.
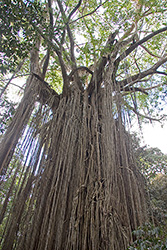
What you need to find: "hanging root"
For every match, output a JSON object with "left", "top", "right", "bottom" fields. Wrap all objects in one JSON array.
[{"left": 0, "top": 79, "right": 148, "bottom": 250}]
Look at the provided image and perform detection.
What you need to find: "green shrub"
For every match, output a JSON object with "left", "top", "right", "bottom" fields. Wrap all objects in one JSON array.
[{"left": 127, "top": 223, "right": 167, "bottom": 250}]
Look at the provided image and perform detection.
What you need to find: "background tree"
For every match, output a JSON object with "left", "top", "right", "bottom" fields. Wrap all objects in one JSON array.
[
  {"left": 131, "top": 133, "right": 167, "bottom": 180},
  {"left": 0, "top": 0, "right": 167, "bottom": 249},
  {"left": 128, "top": 134, "right": 167, "bottom": 249}
]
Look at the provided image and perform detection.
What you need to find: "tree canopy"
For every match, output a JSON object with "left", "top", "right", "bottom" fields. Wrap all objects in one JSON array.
[{"left": 1, "top": 0, "right": 167, "bottom": 120}]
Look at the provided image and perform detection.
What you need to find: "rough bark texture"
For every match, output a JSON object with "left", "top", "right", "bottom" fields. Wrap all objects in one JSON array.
[{"left": 0, "top": 64, "right": 148, "bottom": 250}]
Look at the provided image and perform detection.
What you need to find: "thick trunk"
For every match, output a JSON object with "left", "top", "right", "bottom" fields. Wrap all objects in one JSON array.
[{"left": 0, "top": 78, "right": 148, "bottom": 250}]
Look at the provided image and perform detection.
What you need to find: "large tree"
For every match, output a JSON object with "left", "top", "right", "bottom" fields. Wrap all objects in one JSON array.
[{"left": 0, "top": 0, "right": 167, "bottom": 249}]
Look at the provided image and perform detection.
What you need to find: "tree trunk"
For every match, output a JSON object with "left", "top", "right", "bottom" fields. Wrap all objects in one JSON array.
[
  {"left": 0, "top": 75, "right": 38, "bottom": 175},
  {"left": 0, "top": 41, "right": 41, "bottom": 175},
  {"left": 0, "top": 66, "right": 148, "bottom": 250}
]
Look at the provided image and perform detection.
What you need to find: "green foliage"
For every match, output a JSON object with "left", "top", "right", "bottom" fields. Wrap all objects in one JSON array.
[
  {"left": 138, "top": 147, "right": 167, "bottom": 180},
  {"left": 129, "top": 133, "right": 167, "bottom": 249},
  {"left": 45, "top": 61, "right": 63, "bottom": 94},
  {"left": 150, "top": 174, "right": 167, "bottom": 223},
  {"left": 131, "top": 133, "right": 167, "bottom": 180},
  {"left": 0, "top": 97, "right": 16, "bottom": 134},
  {"left": 0, "top": 0, "right": 44, "bottom": 73},
  {"left": 127, "top": 223, "right": 167, "bottom": 250},
  {"left": 0, "top": 0, "right": 167, "bottom": 117}
]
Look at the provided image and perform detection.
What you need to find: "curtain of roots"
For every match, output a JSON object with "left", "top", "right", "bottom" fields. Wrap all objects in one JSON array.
[{"left": 0, "top": 73, "right": 148, "bottom": 250}]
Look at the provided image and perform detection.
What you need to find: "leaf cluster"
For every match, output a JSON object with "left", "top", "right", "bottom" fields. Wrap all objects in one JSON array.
[
  {"left": 0, "top": 0, "right": 44, "bottom": 74},
  {"left": 127, "top": 223, "right": 167, "bottom": 250}
]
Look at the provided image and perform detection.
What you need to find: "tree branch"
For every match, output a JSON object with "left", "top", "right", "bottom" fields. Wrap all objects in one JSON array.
[
  {"left": 122, "top": 86, "right": 148, "bottom": 95},
  {"left": 56, "top": 0, "right": 76, "bottom": 66},
  {"left": 59, "top": 1, "right": 82, "bottom": 46},
  {"left": 39, "top": 0, "right": 55, "bottom": 79},
  {"left": 124, "top": 100, "right": 166, "bottom": 122},
  {"left": 115, "top": 26, "right": 167, "bottom": 65},
  {"left": 10, "top": 82, "right": 25, "bottom": 90},
  {"left": 0, "top": 60, "right": 25, "bottom": 98},
  {"left": 34, "top": 26, "right": 69, "bottom": 93},
  {"left": 155, "top": 71, "right": 167, "bottom": 76},
  {"left": 144, "top": 82, "right": 167, "bottom": 91},
  {"left": 70, "top": 0, "right": 108, "bottom": 24},
  {"left": 118, "top": 56, "right": 167, "bottom": 88},
  {"left": 56, "top": 0, "right": 85, "bottom": 92},
  {"left": 42, "top": 49, "right": 50, "bottom": 78},
  {"left": 140, "top": 44, "right": 161, "bottom": 58},
  {"left": 66, "top": 25, "right": 76, "bottom": 66},
  {"left": 68, "top": 0, "right": 82, "bottom": 21},
  {"left": 30, "top": 20, "right": 70, "bottom": 94},
  {"left": 48, "top": 0, "right": 54, "bottom": 29},
  {"left": 32, "top": 73, "right": 59, "bottom": 98},
  {"left": 36, "top": 31, "right": 67, "bottom": 81}
]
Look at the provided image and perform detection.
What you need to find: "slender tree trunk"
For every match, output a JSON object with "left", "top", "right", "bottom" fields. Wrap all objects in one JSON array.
[
  {"left": 0, "top": 42, "right": 41, "bottom": 175},
  {"left": 0, "top": 76, "right": 38, "bottom": 174}
]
